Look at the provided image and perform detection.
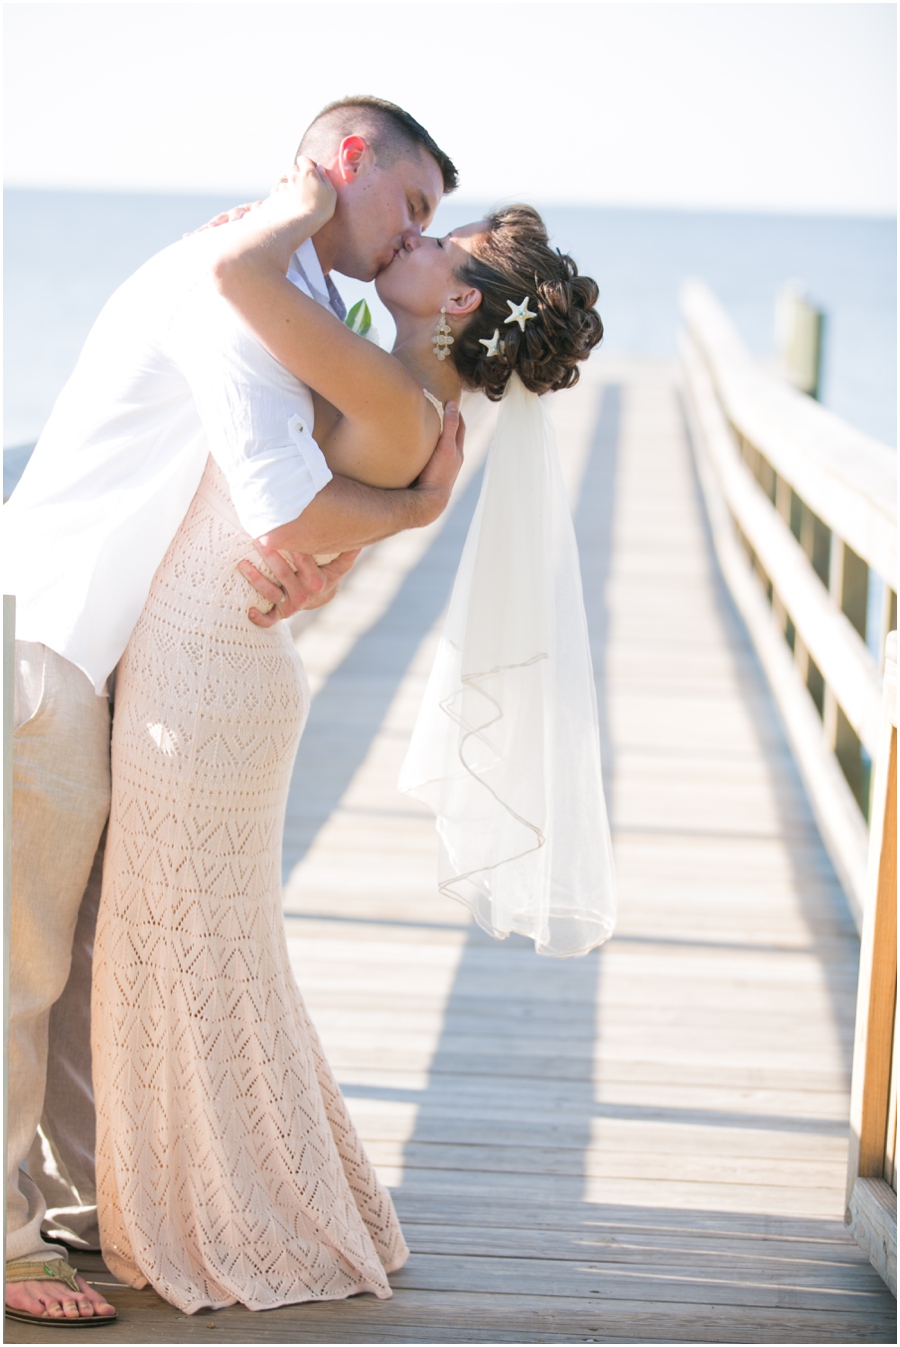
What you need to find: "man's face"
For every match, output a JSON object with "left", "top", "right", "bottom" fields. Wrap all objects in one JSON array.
[{"left": 332, "top": 145, "right": 444, "bottom": 282}]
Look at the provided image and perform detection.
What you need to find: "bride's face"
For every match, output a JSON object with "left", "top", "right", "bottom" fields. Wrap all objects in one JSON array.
[{"left": 375, "top": 220, "right": 488, "bottom": 322}]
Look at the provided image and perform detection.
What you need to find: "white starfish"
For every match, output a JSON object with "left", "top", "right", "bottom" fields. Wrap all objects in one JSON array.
[
  {"left": 504, "top": 297, "right": 537, "bottom": 331},
  {"left": 478, "top": 328, "right": 502, "bottom": 359}
]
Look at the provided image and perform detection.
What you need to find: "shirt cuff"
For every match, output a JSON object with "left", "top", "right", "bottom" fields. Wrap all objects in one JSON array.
[{"left": 227, "top": 414, "right": 333, "bottom": 537}]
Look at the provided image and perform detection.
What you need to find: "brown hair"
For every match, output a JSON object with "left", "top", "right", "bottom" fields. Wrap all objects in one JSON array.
[
  {"left": 452, "top": 206, "right": 602, "bottom": 400},
  {"left": 299, "top": 95, "right": 458, "bottom": 195}
]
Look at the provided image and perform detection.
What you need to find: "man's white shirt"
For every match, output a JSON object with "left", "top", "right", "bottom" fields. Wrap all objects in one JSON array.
[{"left": 3, "top": 233, "right": 337, "bottom": 693}]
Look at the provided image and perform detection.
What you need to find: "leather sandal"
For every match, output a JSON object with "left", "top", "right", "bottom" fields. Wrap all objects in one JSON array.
[{"left": 5, "top": 1257, "right": 117, "bottom": 1327}]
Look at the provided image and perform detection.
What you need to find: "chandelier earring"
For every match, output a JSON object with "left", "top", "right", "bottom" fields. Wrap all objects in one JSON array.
[{"left": 432, "top": 306, "right": 454, "bottom": 362}]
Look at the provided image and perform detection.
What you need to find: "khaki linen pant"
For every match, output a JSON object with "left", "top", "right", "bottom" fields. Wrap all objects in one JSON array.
[{"left": 8, "top": 642, "right": 111, "bottom": 1262}]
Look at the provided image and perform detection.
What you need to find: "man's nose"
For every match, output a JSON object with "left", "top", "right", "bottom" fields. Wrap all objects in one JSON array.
[{"left": 401, "top": 226, "right": 424, "bottom": 249}]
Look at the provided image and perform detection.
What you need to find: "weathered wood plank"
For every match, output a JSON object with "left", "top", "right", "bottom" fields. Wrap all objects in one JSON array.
[
  {"left": 398, "top": 1219, "right": 884, "bottom": 1272},
  {"left": 386, "top": 1251, "right": 892, "bottom": 1311},
  {"left": 9, "top": 1272, "right": 895, "bottom": 1345}
]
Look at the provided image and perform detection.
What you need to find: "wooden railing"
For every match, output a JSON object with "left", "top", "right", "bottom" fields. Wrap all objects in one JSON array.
[
  {"left": 680, "top": 282, "right": 897, "bottom": 929},
  {"left": 680, "top": 287, "right": 897, "bottom": 1292}
]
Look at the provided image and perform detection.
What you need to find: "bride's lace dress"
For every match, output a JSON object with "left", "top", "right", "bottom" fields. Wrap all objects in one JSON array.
[{"left": 91, "top": 455, "right": 408, "bottom": 1314}]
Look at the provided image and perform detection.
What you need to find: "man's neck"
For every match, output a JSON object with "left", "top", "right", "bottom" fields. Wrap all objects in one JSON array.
[{"left": 309, "top": 223, "right": 336, "bottom": 276}]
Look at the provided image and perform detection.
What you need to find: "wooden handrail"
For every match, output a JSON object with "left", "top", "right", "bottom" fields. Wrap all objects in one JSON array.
[
  {"left": 680, "top": 282, "right": 897, "bottom": 928},
  {"left": 682, "top": 282, "right": 896, "bottom": 583},
  {"left": 683, "top": 337, "right": 883, "bottom": 756}
]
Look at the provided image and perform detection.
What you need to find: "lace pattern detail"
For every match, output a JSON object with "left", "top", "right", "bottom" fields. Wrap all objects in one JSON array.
[{"left": 92, "top": 456, "right": 408, "bottom": 1314}]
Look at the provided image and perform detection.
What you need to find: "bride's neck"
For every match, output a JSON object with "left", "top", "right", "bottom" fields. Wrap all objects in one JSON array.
[{"left": 390, "top": 315, "right": 463, "bottom": 405}]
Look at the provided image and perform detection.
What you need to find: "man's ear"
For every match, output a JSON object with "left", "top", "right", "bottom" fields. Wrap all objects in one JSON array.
[
  {"left": 336, "top": 135, "right": 371, "bottom": 184},
  {"left": 446, "top": 285, "right": 482, "bottom": 320}
]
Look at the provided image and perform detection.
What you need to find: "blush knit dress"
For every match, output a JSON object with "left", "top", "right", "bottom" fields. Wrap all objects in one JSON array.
[{"left": 91, "top": 455, "right": 408, "bottom": 1314}]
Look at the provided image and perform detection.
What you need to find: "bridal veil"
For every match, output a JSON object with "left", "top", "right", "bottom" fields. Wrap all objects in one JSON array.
[{"left": 399, "top": 374, "right": 616, "bottom": 957}]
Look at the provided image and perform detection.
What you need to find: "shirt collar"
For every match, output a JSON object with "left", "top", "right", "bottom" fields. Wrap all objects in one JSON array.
[{"left": 291, "top": 237, "right": 329, "bottom": 306}]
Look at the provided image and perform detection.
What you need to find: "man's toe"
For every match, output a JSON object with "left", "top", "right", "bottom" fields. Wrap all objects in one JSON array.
[{"left": 75, "top": 1273, "right": 117, "bottom": 1316}]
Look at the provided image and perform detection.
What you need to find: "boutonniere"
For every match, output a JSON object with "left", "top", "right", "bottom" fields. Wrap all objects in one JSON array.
[{"left": 345, "top": 299, "right": 380, "bottom": 347}]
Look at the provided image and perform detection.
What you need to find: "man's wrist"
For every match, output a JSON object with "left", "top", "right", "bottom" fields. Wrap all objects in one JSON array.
[{"left": 407, "top": 482, "right": 446, "bottom": 530}]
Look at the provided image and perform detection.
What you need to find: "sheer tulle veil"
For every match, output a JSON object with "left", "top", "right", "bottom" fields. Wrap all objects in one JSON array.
[{"left": 399, "top": 374, "right": 616, "bottom": 957}]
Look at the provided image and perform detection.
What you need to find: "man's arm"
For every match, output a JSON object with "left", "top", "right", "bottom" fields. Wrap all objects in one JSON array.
[
  {"left": 167, "top": 258, "right": 336, "bottom": 551},
  {"left": 236, "top": 403, "right": 464, "bottom": 628},
  {"left": 257, "top": 402, "right": 464, "bottom": 557}
]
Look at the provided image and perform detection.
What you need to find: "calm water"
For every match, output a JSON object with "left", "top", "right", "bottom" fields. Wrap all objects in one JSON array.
[{"left": 4, "top": 188, "right": 896, "bottom": 451}]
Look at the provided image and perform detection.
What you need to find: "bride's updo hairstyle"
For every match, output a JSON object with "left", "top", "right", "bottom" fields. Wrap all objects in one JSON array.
[{"left": 453, "top": 206, "right": 602, "bottom": 401}]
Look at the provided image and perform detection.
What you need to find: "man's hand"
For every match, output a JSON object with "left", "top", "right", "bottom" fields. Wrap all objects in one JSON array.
[
  {"left": 409, "top": 401, "right": 466, "bottom": 526},
  {"left": 238, "top": 547, "right": 359, "bottom": 627},
  {"left": 187, "top": 200, "right": 263, "bottom": 236}
]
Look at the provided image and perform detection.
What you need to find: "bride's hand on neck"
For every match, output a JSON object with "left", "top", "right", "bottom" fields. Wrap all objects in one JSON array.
[
  {"left": 265, "top": 159, "right": 337, "bottom": 252},
  {"left": 210, "top": 158, "right": 336, "bottom": 278}
]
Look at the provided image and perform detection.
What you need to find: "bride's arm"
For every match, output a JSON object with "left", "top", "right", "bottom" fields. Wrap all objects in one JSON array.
[{"left": 210, "top": 164, "right": 436, "bottom": 489}]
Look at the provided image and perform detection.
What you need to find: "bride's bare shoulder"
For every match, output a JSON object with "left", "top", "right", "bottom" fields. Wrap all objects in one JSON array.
[{"left": 316, "top": 387, "right": 440, "bottom": 490}]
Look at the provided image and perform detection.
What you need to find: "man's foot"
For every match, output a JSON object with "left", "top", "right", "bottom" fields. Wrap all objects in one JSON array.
[{"left": 5, "top": 1271, "right": 116, "bottom": 1323}]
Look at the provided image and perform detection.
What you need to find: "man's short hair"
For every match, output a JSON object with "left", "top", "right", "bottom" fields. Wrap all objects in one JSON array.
[{"left": 298, "top": 95, "right": 458, "bottom": 194}]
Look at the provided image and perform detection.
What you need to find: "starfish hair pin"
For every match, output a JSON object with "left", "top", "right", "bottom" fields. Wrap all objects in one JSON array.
[
  {"left": 478, "top": 329, "right": 504, "bottom": 359},
  {"left": 504, "top": 297, "right": 537, "bottom": 332}
]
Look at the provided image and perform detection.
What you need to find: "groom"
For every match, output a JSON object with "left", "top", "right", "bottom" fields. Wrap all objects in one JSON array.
[{"left": 4, "top": 96, "right": 461, "bottom": 1325}]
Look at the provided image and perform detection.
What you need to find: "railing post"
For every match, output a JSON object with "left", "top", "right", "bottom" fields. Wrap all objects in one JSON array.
[
  {"left": 845, "top": 631, "right": 897, "bottom": 1293},
  {"left": 776, "top": 283, "right": 825, "bottom": 400}
]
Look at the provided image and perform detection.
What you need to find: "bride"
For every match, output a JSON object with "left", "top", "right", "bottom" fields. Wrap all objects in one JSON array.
[{"left": 91, "top": 161, "right": 604, "bottom": 1314}]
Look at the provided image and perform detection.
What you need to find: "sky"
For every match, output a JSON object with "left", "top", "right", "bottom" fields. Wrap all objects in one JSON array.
[{"left": 3, "top": 1, "right": 896, "bottom": 215}]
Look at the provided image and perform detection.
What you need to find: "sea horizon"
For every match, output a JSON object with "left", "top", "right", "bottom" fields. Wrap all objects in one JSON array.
[{"left": 4, "top": 187, "right": 897, "bottom": 453}]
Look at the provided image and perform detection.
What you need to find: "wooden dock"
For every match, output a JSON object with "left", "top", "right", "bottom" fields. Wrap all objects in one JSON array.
[{"left": 8, "top": 358, "right": 896, "bottom": 1343}]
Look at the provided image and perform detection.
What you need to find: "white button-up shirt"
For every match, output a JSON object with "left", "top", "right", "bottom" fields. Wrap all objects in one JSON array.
[{"left": 3, "top": 233, "right": 336, "bottom": 694}]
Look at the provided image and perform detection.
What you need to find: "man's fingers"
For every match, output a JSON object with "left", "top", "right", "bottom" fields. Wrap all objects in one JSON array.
[
  {"left": 242, "top": 546, "right": 334, "bottom": 622},
  {"left": 284, "top": 548, "right": 359, "bottom": 611},
  {"left": 241, "top": 546, "right": 357, "bottom": 626},
  {"left": 264, "top": 547, "right": 322, "bottom": 590},
  {"left": 445, "top": 402, "right": 465, "bottom": 459},
  {"left": 317, "top": 548, "right": 360, "bottom": 579},
  {"left": 438, "top": 401, "right": 464, "bottom": 466},
  {"left": 237, "top": 559, "right": 285, "bottom": 606},
  {"left": 248, "top": 606, "right": 281, "bottom": 628},
  {"left": 440, "top": 401, "right": 459, "bottom": 446}
]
